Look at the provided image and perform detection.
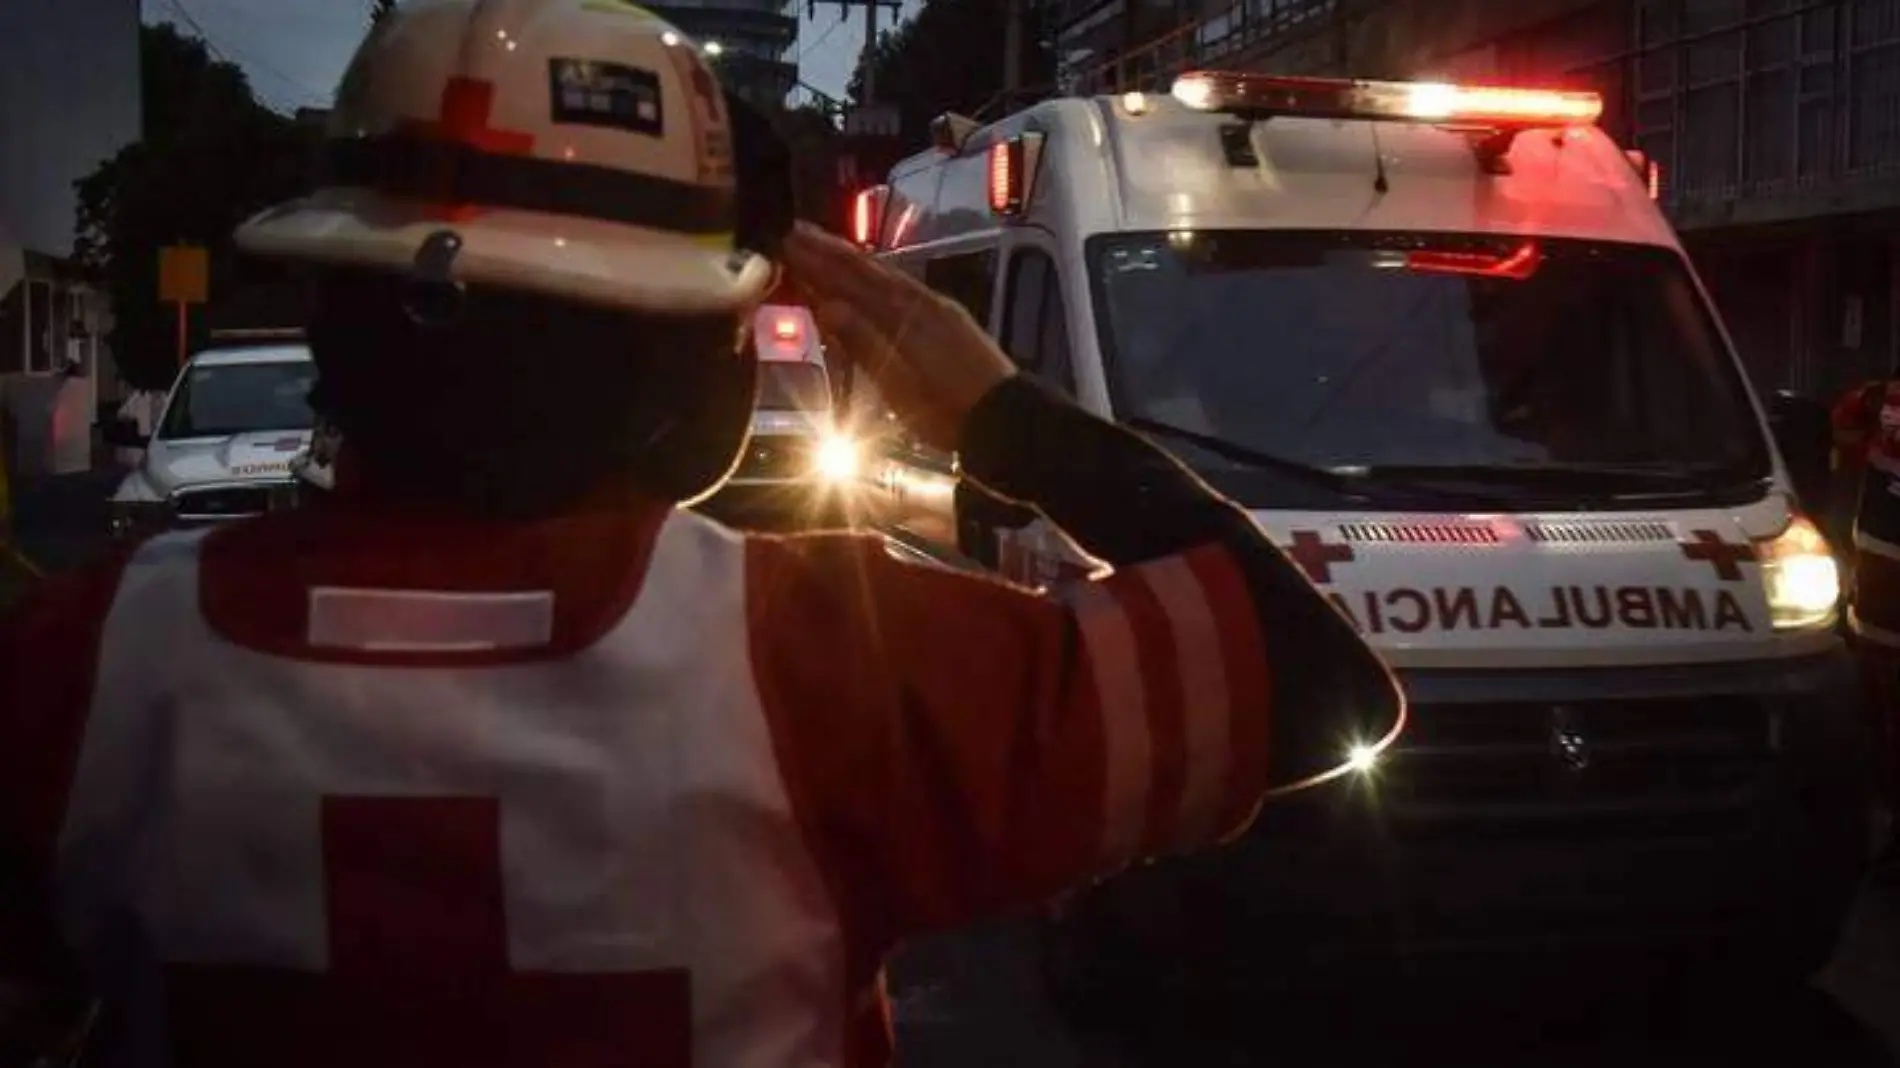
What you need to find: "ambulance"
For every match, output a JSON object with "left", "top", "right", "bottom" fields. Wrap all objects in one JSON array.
[
  {"left": 849, "top": 72, "right": 1875, "bottom": 1000},
  {"left": 105, "top": 330, "right": 316, "bottom": 537},
  {"left": 695, "top": 303, "right": 872, "bottom": 530}
]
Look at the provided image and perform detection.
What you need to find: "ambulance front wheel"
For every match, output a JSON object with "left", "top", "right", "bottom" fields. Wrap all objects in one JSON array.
[{"left": 1719, "top": 770, "right": 1872, "bottom": 990}]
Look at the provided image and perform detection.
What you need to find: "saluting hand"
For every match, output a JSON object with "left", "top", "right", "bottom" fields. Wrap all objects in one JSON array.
[{"left": 781, "top": 223, "right": 1014, "bottom": 451}]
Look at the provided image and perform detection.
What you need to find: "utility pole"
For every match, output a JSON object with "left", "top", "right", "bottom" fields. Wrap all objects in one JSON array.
[
  {"left": 861, "top": 0, "right": 879, "bottom": 105},
  {"left": 812, "top": 0, "right": 902, "bottom": 239},
  {"left": 1002, "top": 0, "right": 1024, "bottom": 103},
  {"left": 808, "top": 0, "right": 901, "bottom": 105}
]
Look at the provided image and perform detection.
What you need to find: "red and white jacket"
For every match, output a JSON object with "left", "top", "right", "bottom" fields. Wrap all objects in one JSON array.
[
  {"left": 0, "top": 501, "right": 1274, "bottom": 1068},
  {"left": 1, "top": 377, "right": 1401, "bottom": 1068}
]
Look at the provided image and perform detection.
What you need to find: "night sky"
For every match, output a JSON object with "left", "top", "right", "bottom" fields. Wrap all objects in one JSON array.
[{"left": 139, "top": 0, "right": 917, "bottom": 115}]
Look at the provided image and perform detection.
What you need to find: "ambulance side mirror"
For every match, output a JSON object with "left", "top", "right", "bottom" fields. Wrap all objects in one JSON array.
[
  {"left": 103, "top": 418, "right": 149, "bottom": 449},
  {"left": 954, "top": 479, "right": 1035, "bottom": 567},
  {"left": 1768, "top": 391, "right": 1832, "bottom": 517}
]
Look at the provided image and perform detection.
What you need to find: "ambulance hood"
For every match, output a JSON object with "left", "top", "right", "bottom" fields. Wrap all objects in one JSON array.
[
  {"left": 144, "top": 430, "right": 313, "bottom": 494},
  {"left": 1247, "top": 493, "right": 1832, "bottom": 670}
]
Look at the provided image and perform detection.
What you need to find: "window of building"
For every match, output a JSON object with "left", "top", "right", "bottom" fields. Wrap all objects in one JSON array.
[{"left": 0, "top": 285, "right": 23, "bottom": 375}]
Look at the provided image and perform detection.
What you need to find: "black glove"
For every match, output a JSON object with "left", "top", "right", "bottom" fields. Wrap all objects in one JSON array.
[{"left": 724, "top": 90, "right": 796, "bottom": 262}]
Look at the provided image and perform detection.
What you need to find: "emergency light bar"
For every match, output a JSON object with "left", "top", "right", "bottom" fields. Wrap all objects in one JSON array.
[
  {"left": 754, "top": 305, "right": 814, "bottom": 360},
  {"left": 1170, "top": 72, "right": 1602, "bottom": 129}
]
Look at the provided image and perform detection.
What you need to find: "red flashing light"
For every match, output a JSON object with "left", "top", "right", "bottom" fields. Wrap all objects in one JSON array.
[
  {"left": 847, "top": 187, "right": 881, "bottom": 247},
  {"left": 755, "top": 306, "right": 812, "bottom": 360},
  {"left": 852, "top": 194, "right": 869, "bottom": 243},
  {"left": 988, "top": 140, "right": 1017, "bottom": 213},
  {"left": 1405, "top": 242, "right": 1543, "bottom": 281}
]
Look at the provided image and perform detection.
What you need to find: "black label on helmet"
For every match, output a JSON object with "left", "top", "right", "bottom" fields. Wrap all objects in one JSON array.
[{"left": 548, "top": 58, "right": 663, "bottom": 136}]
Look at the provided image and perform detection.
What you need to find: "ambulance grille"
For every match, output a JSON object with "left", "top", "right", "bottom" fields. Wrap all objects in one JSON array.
[
  {"left": 1376, "top": 696, "right": 1776, "bottom": 836},
  {"left": 1522, "top": 519, "right": 1675, "bottom": 544},
  {"left": 171, "top": 483, "right": 293, "bottom": 521},
  {"left": 1338, "top": 521, "right": 1500, "bottom": 545},
  {"left": 734, "top": 436, "right": 808, "bottom": 481}
]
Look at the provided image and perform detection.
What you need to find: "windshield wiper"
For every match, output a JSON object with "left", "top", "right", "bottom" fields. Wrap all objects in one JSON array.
[{"left": 1124, "top": 418, "right": 1501, "bottom": 505}]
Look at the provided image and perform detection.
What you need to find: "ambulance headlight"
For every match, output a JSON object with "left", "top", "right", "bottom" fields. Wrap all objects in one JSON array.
[
  {"left": 1761, "top": 516, "right": 1840, "bottom": 630},
  {"left": 108, "top": 497, "right": 171, "bottom": 538},
  {"left": 813, "top": 433, "right": 862, "bottom": 484}
]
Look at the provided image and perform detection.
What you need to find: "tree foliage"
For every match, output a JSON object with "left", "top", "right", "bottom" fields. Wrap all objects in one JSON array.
[
  {"left": 73, "top": 24, "right": 318, "bottom": 389},
  {"left": 848, "top": 0, "right": 1054, "bottom": 152}
]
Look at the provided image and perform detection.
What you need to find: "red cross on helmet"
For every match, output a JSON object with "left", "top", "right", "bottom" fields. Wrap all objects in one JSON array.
[{"left": 235, "top": 0, "right": 770, "bottom": 315}]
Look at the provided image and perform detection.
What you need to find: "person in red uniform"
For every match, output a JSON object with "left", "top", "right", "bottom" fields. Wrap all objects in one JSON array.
[
  {"left": 0, "top": 1, "right": 1401, "bottom": 1065},
  {"left": 1832, "top": 378, "right": 1900, "bottom": 861}
]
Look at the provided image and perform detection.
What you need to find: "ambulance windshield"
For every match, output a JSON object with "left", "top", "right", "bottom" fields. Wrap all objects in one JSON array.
[
  {"left": 159, "top": 357, "right": 317, "bottom": 440},
  {"left": 757, "top": 361, "right": 831, "bottom": 413},
  {"left": 1090, "top": 231, "right": 1772, "bottom": 507}
]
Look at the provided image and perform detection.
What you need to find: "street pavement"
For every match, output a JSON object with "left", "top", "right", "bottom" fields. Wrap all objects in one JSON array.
[
  {"left": 2, "top": 469, "right": 123, "bottom": 612},
  {"left": 8, "top": 469, "right": 1900, "bottom": 1066},
  {"left": 886, "top": 871, "right": 1900, "bottom": 1067}
]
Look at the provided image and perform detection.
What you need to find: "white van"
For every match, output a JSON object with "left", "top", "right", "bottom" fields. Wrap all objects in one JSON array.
[
  {"left": 849, "top": 72, "right": 1873, "bottom": 996},
  {"left": 105, "top": 333, "right": 316, "bottom": 537}
]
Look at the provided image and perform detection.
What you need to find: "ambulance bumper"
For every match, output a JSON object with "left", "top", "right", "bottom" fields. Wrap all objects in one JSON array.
[{"left": 1095, "top": 647, "right": 1873, "bottom": 976}]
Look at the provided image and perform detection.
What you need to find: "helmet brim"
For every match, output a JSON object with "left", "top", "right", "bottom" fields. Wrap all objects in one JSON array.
[{"left": 235, "top": 188, "right": 773, "bottom": 316}]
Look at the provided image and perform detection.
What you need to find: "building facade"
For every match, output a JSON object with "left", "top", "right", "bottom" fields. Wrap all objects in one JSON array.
[
  {"left": 1048, "top": 0, "right": 1900, "bottom": 406},
  {"left": 0, "top": 0, "right": 141, "bottom": 475},
  {"left": 652, "top": 0, "right": 800, "bottom": 108}
]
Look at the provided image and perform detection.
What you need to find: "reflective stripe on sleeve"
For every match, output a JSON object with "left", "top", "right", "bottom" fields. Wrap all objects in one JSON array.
[
  {"left": 1135, "top": 556, "right": 1231, "bottom": 849},
  {"left": 1065, "top": 579, "right": 1152, "bottom": 864}
]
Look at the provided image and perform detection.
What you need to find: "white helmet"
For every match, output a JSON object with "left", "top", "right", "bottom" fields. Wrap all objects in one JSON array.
[{"left": 236, "top": 0, "right": 771, "bottom": 315}]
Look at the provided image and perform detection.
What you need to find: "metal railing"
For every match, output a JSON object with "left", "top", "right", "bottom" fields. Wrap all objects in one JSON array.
[{"left": 1601, "top": 0, "right": 1900, "bottom": 223}]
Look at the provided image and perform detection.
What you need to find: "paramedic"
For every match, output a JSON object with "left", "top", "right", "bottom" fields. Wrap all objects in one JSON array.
[
  {"left": 0, "top": 2, "right": 1400, "bottom": 1066},
  {"left": 1831, "top": 377, "right": 1900, "bottom": 861}
]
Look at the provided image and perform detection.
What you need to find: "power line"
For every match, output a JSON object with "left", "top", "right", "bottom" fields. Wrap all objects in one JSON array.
[
  {"left": 158, "top": 0, "right": 330, "bottom": 110},
  {"left": 155, "top": 0, "right": 230, "bottom": 62},
  {"left": 797, "top": 9, "right": 849, "bottom": 64}
]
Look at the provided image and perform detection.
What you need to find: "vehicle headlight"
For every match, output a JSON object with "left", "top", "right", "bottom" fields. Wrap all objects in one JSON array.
[
  {"left": 108, "top": 498, "right": 172, "bottom": 537},
  {"left": 812, "top": 433, "right": 862, "bottom": 483},
  {"left": 1761, "top": 516, "right": 1840, "bottom": 630}
]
